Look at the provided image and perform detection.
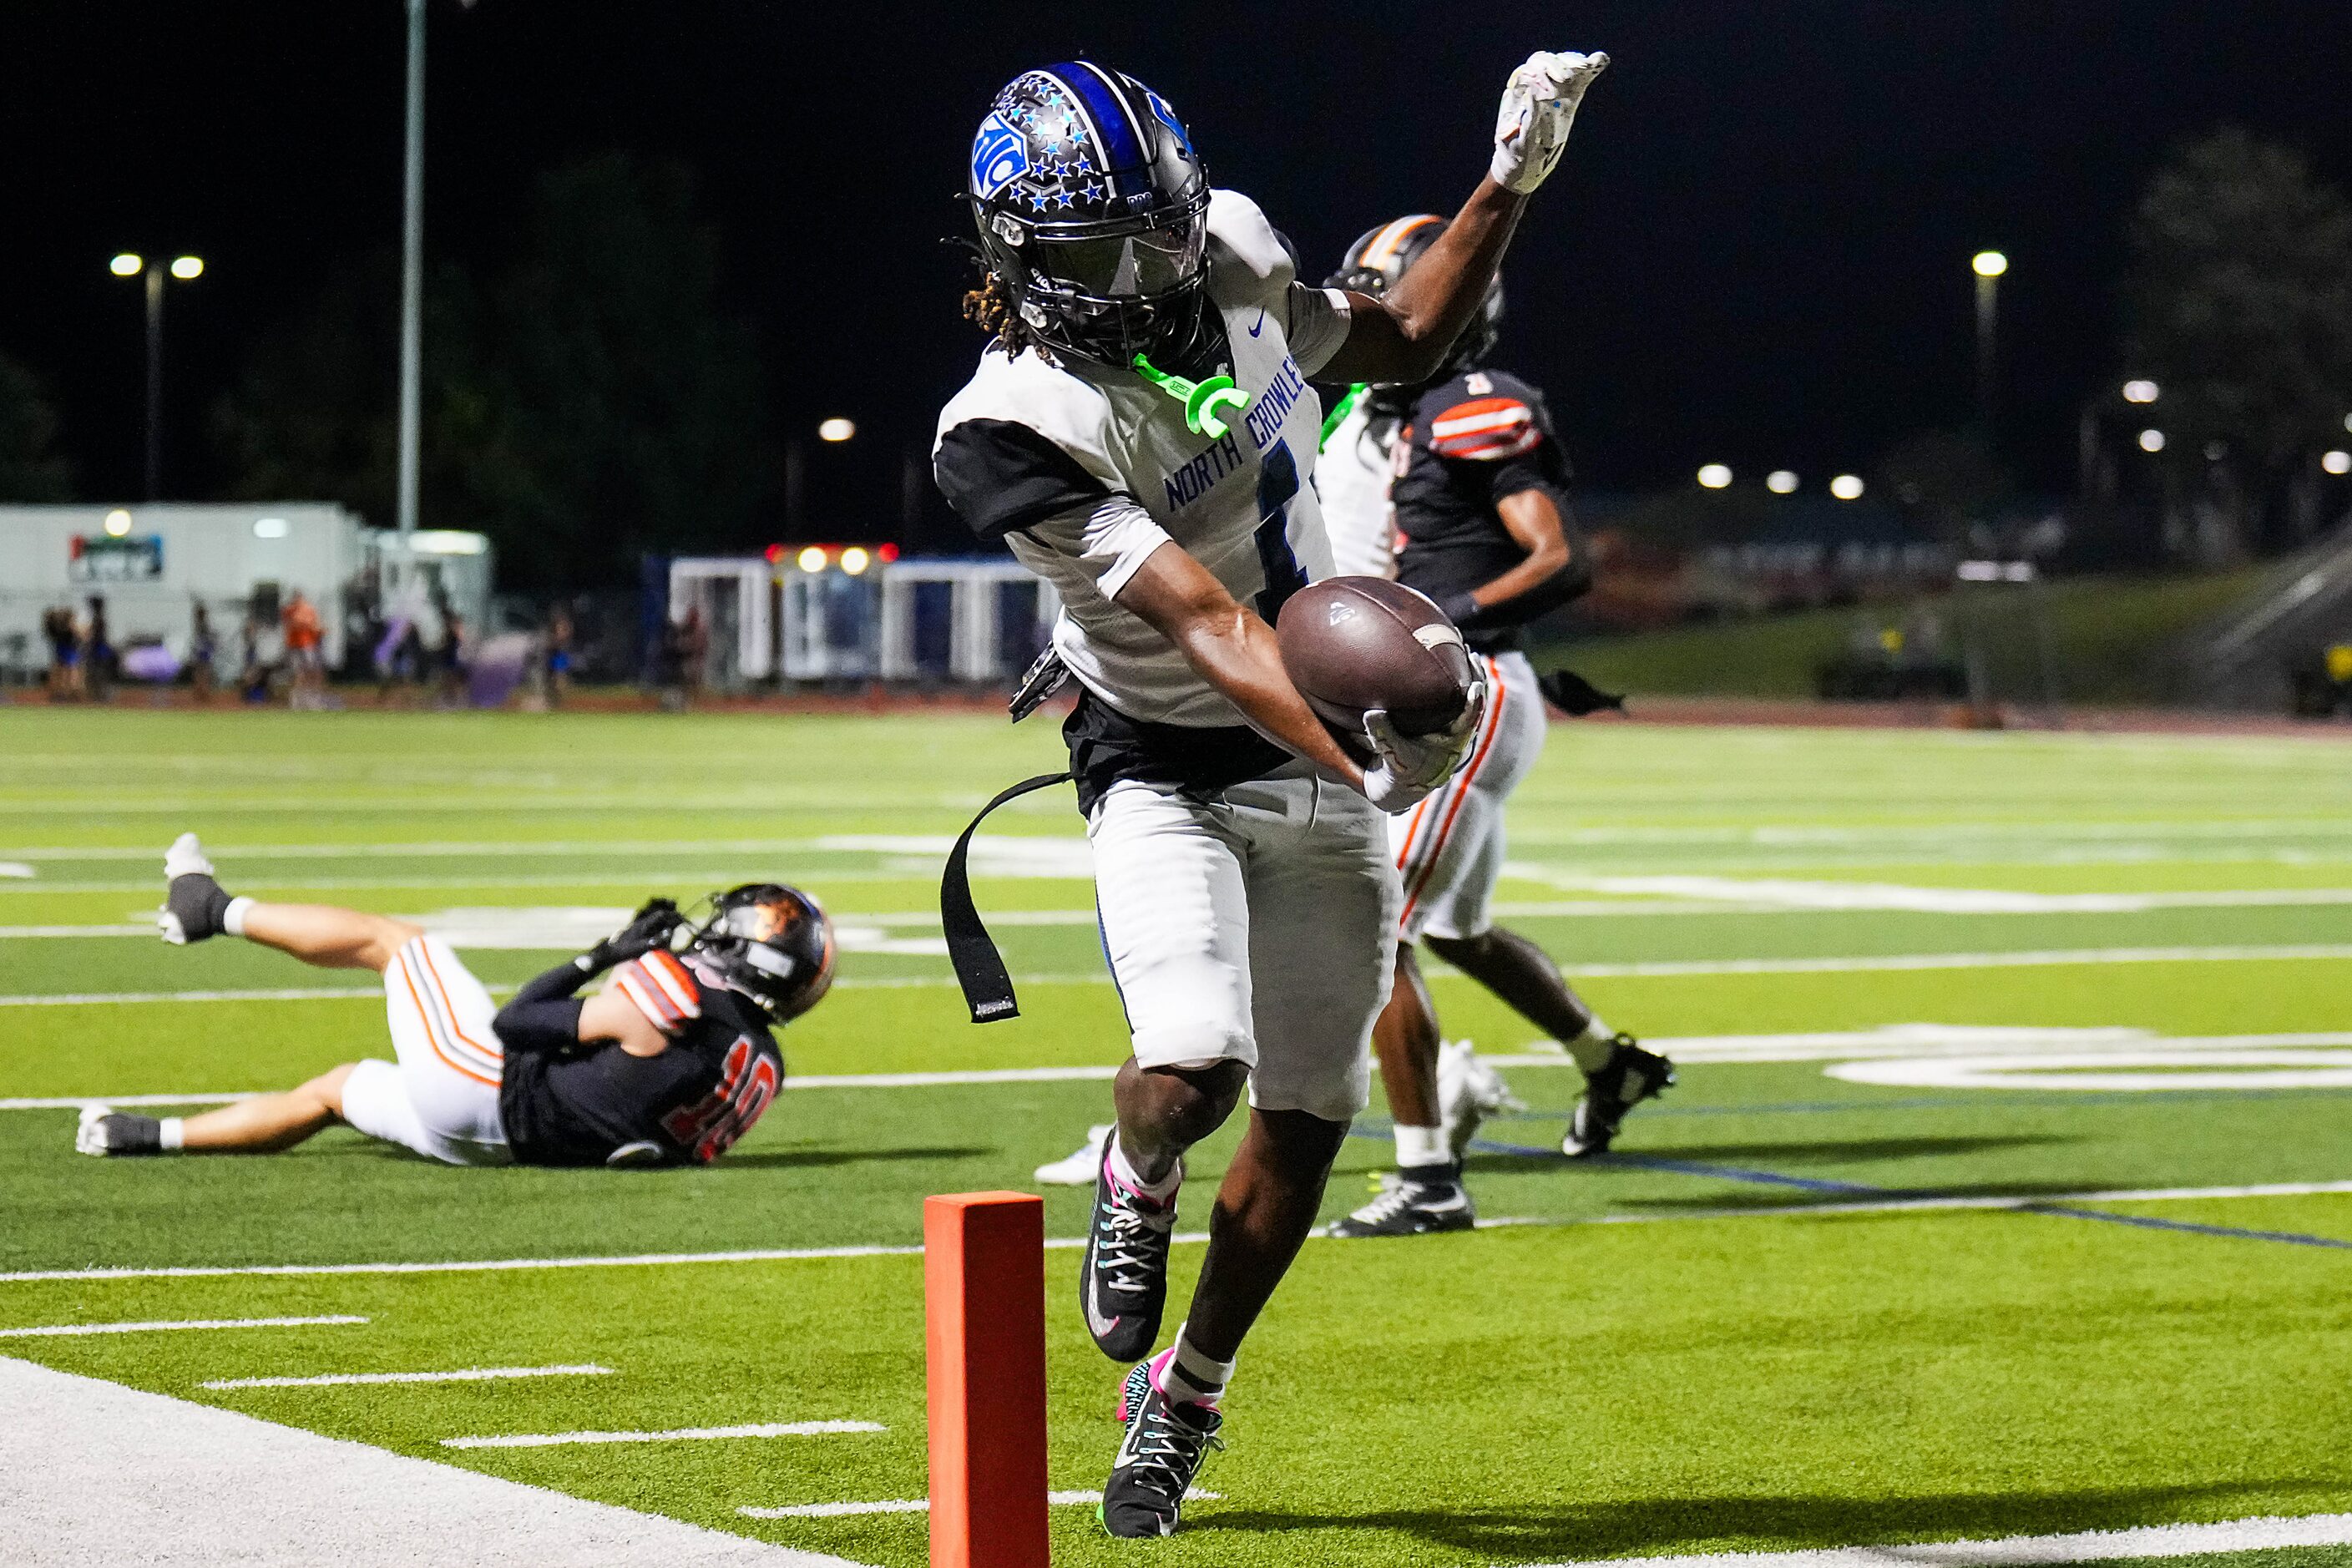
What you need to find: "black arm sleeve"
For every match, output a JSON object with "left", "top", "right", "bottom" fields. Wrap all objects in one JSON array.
[
  {"left": 933, "top": 419, "right": 1118, "bottom": 541},
  {"left": 492, "top": 956, "right": 594, "bottom": 1055},
  {"left": 1451, "top": 488, "right": 1596, "bottom": 633}
]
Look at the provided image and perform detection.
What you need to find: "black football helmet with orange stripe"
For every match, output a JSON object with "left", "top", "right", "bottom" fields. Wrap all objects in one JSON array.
[
  {"left": 1328, "top": 214, "right": 1505, "bottom": 380},
  {"left": 686, "top": 883, "right": 836, "bottom": 1022}
]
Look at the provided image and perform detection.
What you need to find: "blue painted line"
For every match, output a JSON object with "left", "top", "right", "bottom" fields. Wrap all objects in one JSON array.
[
  {"left": 1350, "top": 1125, "right": 2352, "bottom": 1254},
  {"left": 2023, "top": 1203, "right": 2352, "bottom": 1251}
]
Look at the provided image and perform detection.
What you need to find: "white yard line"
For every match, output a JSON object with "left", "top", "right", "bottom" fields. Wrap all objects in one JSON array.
[
  {"left": 8, "top": 1182, "right": 2346, "bottom": 1287},
  {"left": 203, "top": 1363, "right": 610, "bottom": 1391},
  {"left": 0, "top": 1314, "right": 365, "bottom": 1338},
  {"left": 21, "top": 882, "right": 2352, "bottom": 939},
  {"left": 741, "top": 1489, "right": 1217, "bottom": 1519},
  {"left": 1520, "top": 1510, "right": 2352, "bottom": 1567},
  {"left": 442, "top": 1420, "right": 883, "bottom": 1450},
  {"left": 1510, "top": 871, "right": 2352, "bottom": 914},
  {"left": 0, "top": 1356, "right": 862, "bottom": 1567},
  {"left": 5, "top": 943, "right": 2351, "bottom": 1014}
]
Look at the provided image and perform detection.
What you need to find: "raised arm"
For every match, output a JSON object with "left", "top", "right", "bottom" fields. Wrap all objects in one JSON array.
[{"left": 1317, "top": 51, "right": 1608, "bottom": 387}]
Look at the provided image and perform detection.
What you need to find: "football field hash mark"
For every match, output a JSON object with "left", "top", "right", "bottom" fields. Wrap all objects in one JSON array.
[
  {"left": 0, "top": 1314, "right": 367, "bottom": 1338},
  {"left": 441, "top": 1419, "right": 884, "bottom": 1449},
  {"left": 7, "top": 1182, "right": 2349, "bottom": 1286},
  {"left": 202, "top": 1363, "right": 611, "bottom": 1390},
  {"left": 1520, "top": 1509, "right": 2352, "bottom": 1566}
]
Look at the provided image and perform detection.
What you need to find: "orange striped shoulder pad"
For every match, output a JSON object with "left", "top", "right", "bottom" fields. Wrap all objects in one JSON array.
[{"left": 1426, "top": 396, "right": 1541, "bottom": 461}]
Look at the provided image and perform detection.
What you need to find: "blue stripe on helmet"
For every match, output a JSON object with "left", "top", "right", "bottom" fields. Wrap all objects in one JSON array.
[{"left": 1053, "top": 60, "right": 1148, "bottom": 178}]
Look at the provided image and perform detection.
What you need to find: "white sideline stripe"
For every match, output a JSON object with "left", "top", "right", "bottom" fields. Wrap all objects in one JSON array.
[
  {"left": 8, "top": 1183, "right": 2347, "bottom": 1287},
  {"left": 203, "top": 1363, "right": 611, "bottom": 1390},
  {"left": 24, "top": 1029, "right": 2352, "bottom": 1110},
  {"left": 0, "top": 1356, "right": 861, "bottom": 1568},
  {"left": 0, "top": 1314, "right": 366, "bottom": 1338},
  {"left": 0, "top": 1066, "right": 1125, "bottom": 1110},
  {"left": 741, "top": 1489, "right": 1219, "bottom": 1519},
  {"left": 1517, "top": 872, "right": 2352, "bottom": 915},
  {"left": 8, "top": 943, "right": 2352, "bottom": 1013},
  {"left": 1522, "top": 1510, "right": 2352, "bottom": 1567},
  {"left": 22, "top": 881, "right": 2352, "bottom": 940},
  {"left": 443, "top": 1420, "right": 883, "bottom": 1450}
]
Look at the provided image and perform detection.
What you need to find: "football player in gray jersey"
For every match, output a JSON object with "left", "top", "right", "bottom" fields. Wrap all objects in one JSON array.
[{"left": 934, "top": 51, "right": 1609, "bottom": 1537}]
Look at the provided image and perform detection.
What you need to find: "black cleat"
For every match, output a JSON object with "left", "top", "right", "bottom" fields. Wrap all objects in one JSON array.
[
  {"left": 1562, "top": 1035, "right": 1677, "bottom": 1157},
  {"left": 1328, "top": 1169, "right": 1478, "bottom": 1237},
  {"left": 1100, "top": 1360, "right": 1222, "bottom": 1538},
  {"left": 76, "top": 1106, "right": 163, "bottom": 1156},
  {"left": 1080, "top": 1129, "right": 1176, "bottom": 1363},
  {"left": 159, "top": 832, "right": 232, "bottom": 946}
]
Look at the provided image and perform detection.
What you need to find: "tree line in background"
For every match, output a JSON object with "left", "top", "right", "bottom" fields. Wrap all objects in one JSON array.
[{"left": 1, "top": 133, "right": 2349, "bottom": 586}]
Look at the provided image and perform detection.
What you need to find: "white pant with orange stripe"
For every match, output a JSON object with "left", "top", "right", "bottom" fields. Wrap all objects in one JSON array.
[
  {"left": 1389, "top": 650, "right": 1545, "bottom": 943},
  {"left": 1089, "top": 760, "right": 1400, "bottom": 1124},
  {"left": 341, "top": 935, "right": 513, "bottom": 1166}
]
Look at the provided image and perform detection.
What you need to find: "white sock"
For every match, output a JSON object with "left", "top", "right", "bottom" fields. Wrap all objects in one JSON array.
[
  {"left": 1155, "top": 1333, "right": 1232, "bottom": 1408},
  {"left": 1393, "top": 1122, "right": 1450, "bottom": 1171},
  {"left": 1106, "top": 1131, "right": 1181, "bottom": 1203},
  {"left": 223, "top": 897, "right": 255, "bottom": 938},
  {"left": 1565, "top": 1013, "right": 1615, "bottom": 1073},
  {"left": 159, "top": 1118, "right": 185, "bottom": 1151}
]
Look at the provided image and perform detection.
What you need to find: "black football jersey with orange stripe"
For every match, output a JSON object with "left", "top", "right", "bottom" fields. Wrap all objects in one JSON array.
[
  {"left": 1391, "top": 367, "right": 1577, "bottom": 654},
  {"left": 499, "top": 951, "right": 786, "bottom": 1168}
]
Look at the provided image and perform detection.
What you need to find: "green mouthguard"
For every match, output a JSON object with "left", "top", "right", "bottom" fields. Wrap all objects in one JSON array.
[{"left": 1131, "top": 353, "right": 1252, "bottom": 441}]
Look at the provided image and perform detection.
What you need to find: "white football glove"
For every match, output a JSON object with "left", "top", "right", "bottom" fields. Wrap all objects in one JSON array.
[
  {"left": 1490, "top": 49, "right": 1609, "bottom": 195},
  {"left": 1359, "top": 672, "right": 1490, "bottom": 814}
]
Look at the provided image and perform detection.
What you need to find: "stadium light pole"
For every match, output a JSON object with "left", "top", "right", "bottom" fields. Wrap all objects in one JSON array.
[
  {"left": 1972, "top": 250, "right": 2007, "bottom": 431},
  {"left": 111, "top": 252, "right": 204, "bottom": 500},
  {"left": 395, "top": 0, "right": 427, "bottom": 539}
]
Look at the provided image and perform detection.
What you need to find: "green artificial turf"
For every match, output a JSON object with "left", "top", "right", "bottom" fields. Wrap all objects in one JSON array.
[{"left": 3, "top": 706, "right": 2350, "bottom": 1566}]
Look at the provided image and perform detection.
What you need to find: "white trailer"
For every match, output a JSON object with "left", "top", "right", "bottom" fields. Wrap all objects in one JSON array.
[{"left": 0, "top": 505, "right": 490, "bottom": 683}]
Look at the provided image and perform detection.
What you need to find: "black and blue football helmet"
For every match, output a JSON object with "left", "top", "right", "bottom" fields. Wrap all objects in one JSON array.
[{"left": 968, "top": 63, "right": 1212, "bottom": 367}]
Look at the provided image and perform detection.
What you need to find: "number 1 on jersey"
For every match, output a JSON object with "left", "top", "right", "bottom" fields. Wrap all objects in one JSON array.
[{"left": 1252, "top": 441, "right": 1308, "bottom": 620}]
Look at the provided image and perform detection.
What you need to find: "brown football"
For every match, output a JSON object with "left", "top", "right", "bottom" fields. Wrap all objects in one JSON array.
[{"left": 1276, "top": 577, "right": 1474, "bottom": 757}]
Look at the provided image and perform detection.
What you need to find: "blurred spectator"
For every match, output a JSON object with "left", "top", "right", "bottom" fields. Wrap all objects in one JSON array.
[
  {"left": 546, "top": 602, "right": 574, "bottom": 707},
  {"left": 677, "top": 604, "right": 708, "bottom": 704},
  {"left": 436, "top": 611, "right": 468, "bottom": 707},
  {"left": 240, "top": 604, "right": 284, "bottom": 704},
  {"left": 84, "top": 596, "right": 115, "bottom": 702},
  {"left": 283, "top": 590, "right": 326, "bottom": 709},
  {"left": 188, "top": 600, "right": 219, "bottom": 702},
  {"left": 42, "top": 604, "right": 81, "bottom": 700}
]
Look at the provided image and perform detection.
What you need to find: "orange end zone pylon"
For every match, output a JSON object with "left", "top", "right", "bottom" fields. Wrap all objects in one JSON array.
[{"left": 924, "top": 1191, "right": 1050, "bottom": 1568}]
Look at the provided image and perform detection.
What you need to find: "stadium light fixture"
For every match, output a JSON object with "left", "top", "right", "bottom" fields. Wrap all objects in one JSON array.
[
  {"left": 2122, "top": 379, "right": 2159, "bottom": 404},
  {"left": 2138, "top": 428, "right": 2166, "bottom": 453},
  {"left": 1829, "top": 473, "right": 1865, "bottom": 500},
  {"left": 169, "top": 255, "right": 204, "bottom": 281},
  {"left": 1766, "top": 470, "right": 1798, "bottom": 494},
  {"left": 840, "top": 546, "right": 872, "bottom": 575},
  {"left": 109, "top": 253, "right": 144, "bottom": 277},
  {"left": 2344, "top": 412, "right": 2351, "bottom": 434},
  {"left": 1972, "top": 250, "right": 2008, "bottom": 277},
  {"left": 1696, "top": 463, "right": 1732, "bottom": 489},
  {"left": 103, "top": 508, "right": 133, "bottom": 537},
  {"left": 2324, "top": 450, "right": 2352, "bottom": 476},
  {"left": 112, "top": 250, "right": 207, "bottom": 498},
  {"left": 817, "top": 417, "right": 856, "bottom": 443},
  {"left": 797, "top": 546, "right": 828, "bottom": 573}
]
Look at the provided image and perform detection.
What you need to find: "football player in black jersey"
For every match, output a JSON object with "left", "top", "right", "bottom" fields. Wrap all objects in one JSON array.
[
  {"left": 75, "top": 835, "right": 832, "bottom": 1169},
  {"left": 1315, "top": 219, "right": 1677, "bottom": 1239}
]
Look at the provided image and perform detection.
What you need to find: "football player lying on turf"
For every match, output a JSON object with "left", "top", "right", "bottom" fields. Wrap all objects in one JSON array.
[
  {"left": 76, "top": 835, "right": 832, "bottom": 1168},
  {"left": 936, "top": 48, "right": 1607, "bottom": 1536}
]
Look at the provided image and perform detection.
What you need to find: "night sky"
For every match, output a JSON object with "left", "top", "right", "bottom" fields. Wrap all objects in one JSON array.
[{"left": 7, "top": 1, "right": 2351, "bottom": 539}]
